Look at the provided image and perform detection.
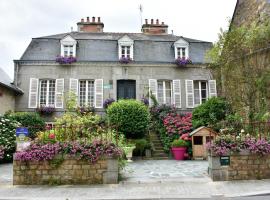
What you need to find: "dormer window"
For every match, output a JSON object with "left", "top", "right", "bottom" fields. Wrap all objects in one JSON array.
[
  {"left": 174, "top": 38, "right": 189, "bottom": 59},
  {"left": 60, "top": 35, "right": 77, "bottom": 57},
  {"left": 118, "top": 35, "right": 134, "bottom": 60}
]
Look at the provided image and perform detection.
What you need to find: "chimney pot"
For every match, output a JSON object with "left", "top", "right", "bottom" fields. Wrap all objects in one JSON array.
[
  {"left": 151, "top": 19, "right": 154, "bottom": 24},
  {"left": 87, "top": 17, "right": 90, "bottom": 22},
  {"left": 81, "top": 18, "right": 84, "bottom": 22},
  {"left": 145, "top": 19, "right": 148, "bottom": 24},
  {"left": 98, "top": 17, "right": 101, "bottom": 22},
  {"left": 92, "top": 17, "right": 95, "bottom": 22},
  {"left": 161, "top": 22, "right": 164, "bottom": 25},
  {"left": 156, "top": 19, "right": 159, "bottom": 25}
]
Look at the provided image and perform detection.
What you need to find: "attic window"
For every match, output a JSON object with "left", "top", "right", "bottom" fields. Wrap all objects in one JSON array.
[
  {"left": 60, "top": 35, "right": 77, "bottom": 57},
  {"left": 118, "top": 35, "right": 134, "bottom": 60},
  {"left": 174, "top": 38, "right": 189, "bottom": 59}
]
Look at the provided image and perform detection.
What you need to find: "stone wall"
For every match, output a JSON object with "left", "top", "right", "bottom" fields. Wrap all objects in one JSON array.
[
  {"left": 208, "top": 153, "right": 270, "bottom": 181},
  {"left": 0, "top": 85, "right": 15, "bottom": 114},
  {"left": 13, "top": 157, "right": 118, "bottom": 185}
]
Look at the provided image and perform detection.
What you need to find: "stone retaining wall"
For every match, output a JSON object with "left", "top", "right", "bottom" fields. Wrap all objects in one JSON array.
[
  {"left": 13, "top": 157, "right": 118, "bottom": 185},
  {"left": 208, "top": 152, "right": 270, "bottom": 181}
]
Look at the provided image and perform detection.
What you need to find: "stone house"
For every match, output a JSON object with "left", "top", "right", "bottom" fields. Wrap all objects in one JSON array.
[
  {"left": 0, "top": 68, "right": 23, "bottom": 114},
  {"left": 14, "top": 17, "right": 215, "bottom": 120}
]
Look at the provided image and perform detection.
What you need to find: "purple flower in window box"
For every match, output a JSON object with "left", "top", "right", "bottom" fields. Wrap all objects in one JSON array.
[
  {"left": 56, "top": 56, "right": 77, "bottom": 64},
  {"left": 175, "top": 57, "right": 192, "bottom": 67},
  {"left": 36, "top": 105, "right": 55, "bottom": 115},
  {"left": 103, "top": 98, "right": 115, "bottom": 109},
  {"left": 119, "top": 57, "right": 132, "bottom": 64}
]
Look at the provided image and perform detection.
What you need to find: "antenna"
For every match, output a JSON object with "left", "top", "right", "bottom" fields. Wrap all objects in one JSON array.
[
  {"left": 139, "top": 4, "right": 143, "bottom": 27},
  {"left": 71, "top": 26, "right": 73, "bottom": 32}
]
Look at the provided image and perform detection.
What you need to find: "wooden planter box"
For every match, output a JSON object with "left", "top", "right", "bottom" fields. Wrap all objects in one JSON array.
[
  {"left": 13, "top": 157, "right": 119, "bottom": 185},
  {"left": 208, "top": 151, "right": 270, "bottom": 181}
]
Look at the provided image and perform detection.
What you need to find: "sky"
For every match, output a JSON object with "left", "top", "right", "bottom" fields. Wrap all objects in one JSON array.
[{"left": 0, "top": 0, "right": 237, "bottom": 79}]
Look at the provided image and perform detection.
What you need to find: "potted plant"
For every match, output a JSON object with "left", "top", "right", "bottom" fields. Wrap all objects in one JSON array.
[
  {"left": 56, "top": 55, "right": 77, "bottom": 64},
  {"left": 171, "top": 139, "right": 189, "bottom": 160},
  {"left": 119, "top": 56, "right": 132, "bottom": 64},
  {"left": 36, "top": 105, "right": 55, "bottom": 115},
  {"left": 175, "top": 57, "right": 192, "bottom": 67},
  {"left": 123, "top": 144, "right": 136, "bottom": 162}
]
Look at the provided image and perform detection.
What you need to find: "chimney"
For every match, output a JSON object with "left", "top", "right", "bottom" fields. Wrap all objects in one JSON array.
[
  {"left": 141, "top": 18, "right": 168, "bottom": 35},
  {"left": 77, "top": 16, "right": 104, "bottom": 33}
]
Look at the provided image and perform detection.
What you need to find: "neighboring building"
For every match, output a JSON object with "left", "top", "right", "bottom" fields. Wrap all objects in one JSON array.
[
  {"left": 216, "top": 0, "right": 270, "bottom": 119},
  {"left": 0, "top": 68, "right": 23, "bottom": 114},
  {"left": 14, "top": 17, "right": 215, "bottom": 119}
]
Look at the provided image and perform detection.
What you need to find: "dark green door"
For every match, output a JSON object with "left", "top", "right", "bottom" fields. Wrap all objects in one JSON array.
[{"left": 117, "top": 80, "right": 136, "bottom": 100}]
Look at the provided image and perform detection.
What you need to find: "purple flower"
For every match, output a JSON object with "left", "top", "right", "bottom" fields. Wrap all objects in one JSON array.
[
  {"left": 103, "top": 98, "right": 115, "bottom": 109},
  {"left": 175, "top": 57, "right": 192, "bottom": 67},
  {"left": 119, "top": 57, "right": 132, "bottom": 64},
  {"left": 141, "top": 97, "right": 149, "bottom": 106},
  {"left": 56, "top": 56, "right": 77, "bottom": 64},
  {"left": 36, "top": 105, "right": 55, "bottom": 115}
]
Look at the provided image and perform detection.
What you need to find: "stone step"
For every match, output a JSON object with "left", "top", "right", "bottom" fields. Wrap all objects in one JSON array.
[
  {"left": 153, "top": 153, "right": 168, "bottom": 157},
  {"left": 154, "top": 147, "right": 164, "bottom": 151},
  {"left": 152, "top": 157, "right": 169, "bottom": 160},
  {"left": 153, "top": 149, "right": 165, "bottom": 153}
]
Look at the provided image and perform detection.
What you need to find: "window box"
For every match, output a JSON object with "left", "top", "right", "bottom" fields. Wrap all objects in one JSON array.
[
  {"left": 119, "top": 57, "right": 132, "bottom": 64},
  {"left": 175, "top": 57, "right": 192, "bottom": 67},
  {"left": 56, "top": 56, "right": 77, "bottom": 64},
  {"left": 36, "top": 105, "right": 55, "bottom": 115}
]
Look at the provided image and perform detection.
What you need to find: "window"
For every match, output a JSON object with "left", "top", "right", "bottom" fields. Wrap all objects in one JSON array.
[
  {"left": 60, "top": 35, "right": 77, "bottom": 57},
  {"left": 177, "top": 47, "right": 186, "bottom": 58},
  {"left": 193, "top": 136, "right": 203, "bottom": 145},
  {"left": 194, "top": 81, "right": 208, "bottom": 106},
  {"left": 79, "top": 80, "right": 95, "bottom": 107},
  {"left": 39, "top": 80, "right": 56, "bottom": 107},
  {"left": 174, "top": 38, "right": 189, "bottom": 59},
  {"left": 121, "top": 46, "right": 131, "bottom": 58},
  {"left": 157, "top": 80, "right": 172, "bottom": 104},
  {"left": 118, "top": 35, "right": 134, "bottom": 59},
  {"left": 63, "top": 45, "right": 74, "bottom": 57}
]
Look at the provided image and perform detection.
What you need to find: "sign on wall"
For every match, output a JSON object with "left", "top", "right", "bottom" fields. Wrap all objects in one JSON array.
[
  {"left": 16, "top": 127, "right": 30, "bottom": 151},
  {"left": 220, "top": 156, "right": 230, "bottom": 166}
]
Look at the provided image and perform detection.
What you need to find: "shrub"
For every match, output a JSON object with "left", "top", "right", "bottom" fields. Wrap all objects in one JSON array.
[
  {"left": 150, "top": 104, "right": 177, "bottom": 122},
  {"left": 107, "top": 99, "right": 150, "bottom": 139},
  {"left": 0, "top": 116, "right": 20, "bottom": 162},
  {"left": 132, "top": 139, "right": 149, "bottom": 156},
  {"left": 163, "top": 113, "right": 192, "bottom": 137},
  {"left": 171, "top": 139, "right": 189, "bottom": 147},
  {"left": 192, "top": 97, "right": 231, "bottom": 130},
  {"left": 103, "top": 98, "right": 115, "bottom": 109},
  {"left": 5, "top": 112, "right": 45, "bottom": 138}
]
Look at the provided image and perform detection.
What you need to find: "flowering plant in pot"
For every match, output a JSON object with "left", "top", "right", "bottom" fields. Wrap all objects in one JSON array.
[
  {"left": 175, "top": 57, "right": 192, "bottom": 67},
  {"left": 123, "top": 143, "right": 136, "bottom": 162},
  {"left": 119, "top": 56, "right": 132, "bottom": 64},
  {"left": 36, "top": 105, "right": 55, "bottom": 115},
  {"left": 171, "top": 139, "right": 189, "bottom": 160},
  {"left": 56, "top": 56, "right": 77, "bottom": 64}
]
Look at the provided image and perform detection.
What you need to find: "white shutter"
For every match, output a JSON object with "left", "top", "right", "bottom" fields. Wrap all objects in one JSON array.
[
  {"left": 185, "top": 80, "right": 194, "bottom": 108},
  {"left": 173, "top": 80, "right": 181, "bottom": 108},
  {"left": 149, "top": 79, "right": 157, "bottom": 106},
  {"left": 95, "top": 79, "right": 103, "bottom": 108},
  {"left": 55, "top": 79, "right": 64, "bottom": 108},
  {"left": 209, "top": 80, "right": 217, "bottom": 98},
  {"left": 28, "top": 78, "right": 39, "bottom": 108},
  {"left": 69, "top": 78, "right": 78, "bottom": 96}
]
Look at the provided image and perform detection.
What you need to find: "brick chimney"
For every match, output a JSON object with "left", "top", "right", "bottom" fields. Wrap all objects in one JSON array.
[
  {"left": 77, "top": 16, "right": 104, "bottom": 33},
  {"left": 141, "top": 19, "right": 168, "bottom": 34}
]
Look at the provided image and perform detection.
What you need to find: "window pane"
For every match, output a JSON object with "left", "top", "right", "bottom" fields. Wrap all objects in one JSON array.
[
  {"left": 177, "top": 48, "right": 181, "bottom": 58},
  {"left": 181, "top": 48, "right": 186, "bottom": 58},
  {"left": 194, "top": 89, "right": 200, "bottom": 105},
  {"left": 48, "top": 80, "right": 55, "bottom": 106},
  {"left": 194, "top": 81, "right": 199, "bottom": 89},
  {"left": 201, "top": 81, "right": 207, "bottom": 89},
  {"left": 87, "top": 81, "right": 95, "bottom": 107},
  {"left": 157, "top": 81, "right": 164, "bottom": 103},
  {"left": 194, "top": 136, "right": 203, "bottom": 145},
  {"left": 121, "top": 46, "right": 125, "bottom": 57},
  {"left": 165, "top": 81, "right": 172, "bottom": 104},
  {"left": 40, "top": 80, "right": 47, "bottom": 106},
  {"left": 126, "top": 46, "right": 130, "bottom": 57},
  {"left": 79, "top": 81, "right": 86, "bottom": 107}
]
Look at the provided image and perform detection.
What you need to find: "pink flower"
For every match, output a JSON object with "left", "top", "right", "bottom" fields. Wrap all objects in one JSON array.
[{"left": 49, "top": 133, "right": 55, "bottom": 139}]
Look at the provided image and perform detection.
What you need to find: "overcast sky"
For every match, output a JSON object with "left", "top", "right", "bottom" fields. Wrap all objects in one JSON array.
[{"left": 0, "top": 0, "right": 237, "bottom": 79}]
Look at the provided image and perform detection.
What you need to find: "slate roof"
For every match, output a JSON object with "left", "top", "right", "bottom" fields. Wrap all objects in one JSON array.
[
  {"left": 20, "top": 32, "right": 212, "bottom": 63},
  {"left": 0, "top": 68, "right": 23, "bottom": 94}
]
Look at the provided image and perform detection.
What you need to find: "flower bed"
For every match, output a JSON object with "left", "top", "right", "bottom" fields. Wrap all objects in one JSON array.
[
  {"left": 13, "top": 140, "right": 122, "bottom": 185},
  {"left": 207, "top": 134, "right": 270, "bottom": 181}
]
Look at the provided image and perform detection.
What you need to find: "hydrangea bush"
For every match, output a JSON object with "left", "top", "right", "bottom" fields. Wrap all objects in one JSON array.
[
  {"left": 14, "top": 140, "right": 122, "bottom": 163},
  {"left": 0, "top": 116, "right": 20, "bottom": 162}
]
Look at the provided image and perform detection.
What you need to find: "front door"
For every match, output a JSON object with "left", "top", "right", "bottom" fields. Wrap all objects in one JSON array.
[{"left": 117, "top": 80, "right": 136, "bottom": 100}]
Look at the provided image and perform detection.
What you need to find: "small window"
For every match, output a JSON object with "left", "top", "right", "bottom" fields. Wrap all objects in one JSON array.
[
  {"left": 157, "top": 80, "right": 172, "bottom": 105},
  {"left": 193, "top": 136, "right": 203, "bottom": 145},
  {"left": 39, "top": 79, "right": 56, "bottom": 107},
  {"left": 63, "top": 45, "right": 74, "bottom": 57},
  {"left": 121, "top": 46, "right": 131, "bottom": 58},
  {"left": 79, "top": 80, "right": 95, "bottom": 107}
]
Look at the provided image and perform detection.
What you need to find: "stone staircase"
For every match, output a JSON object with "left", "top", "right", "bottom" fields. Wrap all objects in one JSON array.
[{"left": 149, "top": 132, "right": 169, "bottom": 160}]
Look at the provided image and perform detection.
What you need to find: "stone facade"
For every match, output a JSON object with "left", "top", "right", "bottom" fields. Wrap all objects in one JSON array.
[
  {"left": 13, "top": 157, "right": 118, "bottom": 185},
  {"left": 0, "top": 85, "right": 15, "bottom": 114},
  {"left": 208, "top": 153, "right": 270, "bottom": 181}
]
